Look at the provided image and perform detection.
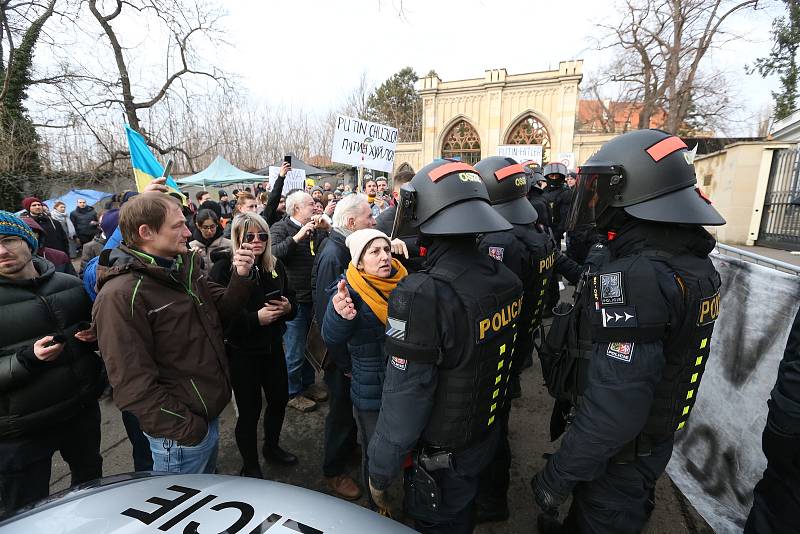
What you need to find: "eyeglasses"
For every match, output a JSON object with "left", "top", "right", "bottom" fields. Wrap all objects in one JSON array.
[
  {"left": 200, "top": 224, "right": 217, "bottom": 231},
  {"left": 0, "top": 236, "right": 24, "bottom": 247},
  {"left": 244, "top": 232, "right": 268, "bottom": 243}
]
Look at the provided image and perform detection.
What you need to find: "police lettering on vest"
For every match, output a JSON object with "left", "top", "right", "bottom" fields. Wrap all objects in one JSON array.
[{"left": 478, "top": 296, "right": 523, "bottom": 343}]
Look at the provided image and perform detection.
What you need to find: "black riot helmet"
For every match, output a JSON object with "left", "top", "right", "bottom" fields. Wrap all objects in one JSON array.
[
  {"left": 392, "top": 159, "right": 512, "bottom": 237},
  {"left": 474, "top": 156, "right": 538, "bottom": 224},
  {"left": 568, "top": 129, "right": 725, "bottom": 231},
  {"left": 542, "top": 162, "right": 568, "bottom": 186}
]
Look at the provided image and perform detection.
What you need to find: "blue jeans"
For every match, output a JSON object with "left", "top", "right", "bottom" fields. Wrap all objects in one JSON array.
[
  {"left": 283, "top": 301, "right": 316, "bottom": 397},
  {"left": 146, "top": 418, "right": 219, "bottom": 474}
]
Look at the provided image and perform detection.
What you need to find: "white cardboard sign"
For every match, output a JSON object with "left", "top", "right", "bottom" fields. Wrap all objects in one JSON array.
[
  {"left": 331, "top": 115, "right": 398, "bottom": 173},
  {"left": 268, "top": 167, "right": 306, "bottom": 196},
  {"left": 497, "top": 144, "right": 543, "bottom": 164}
]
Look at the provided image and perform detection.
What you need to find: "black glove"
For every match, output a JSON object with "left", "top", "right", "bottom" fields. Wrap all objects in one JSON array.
[{"left": 531, "top": 472, "right": 568, "bottom": 515}]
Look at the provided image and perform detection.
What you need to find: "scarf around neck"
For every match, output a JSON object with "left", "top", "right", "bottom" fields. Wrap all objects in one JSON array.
[{"left": 345, "top": 258, "right": 407, "bottom": 325}]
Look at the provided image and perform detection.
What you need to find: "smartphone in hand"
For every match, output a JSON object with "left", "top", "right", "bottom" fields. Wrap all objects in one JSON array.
[
  {"left": 284, "top": 155, "right": 292, "bottom": 166},
  {"left": 264, "top": 289, "right": 282, "bottom": 302}
]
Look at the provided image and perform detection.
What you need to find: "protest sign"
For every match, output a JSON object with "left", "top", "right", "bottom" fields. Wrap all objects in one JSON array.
[
  {"left": 666, "top": 253, "right": 800, "bottom": 533},
  {"left": 497, "top": 144, "right": 543, "bottom": 164},
  {"left": 268, "top": 166, "right": 306, "bottom": 196},
  {"left": 331, "top": 115, "right": 398, "bottom": 173},
  {"left": 554, "top": 152, "right": 576, "bottom": 171}
]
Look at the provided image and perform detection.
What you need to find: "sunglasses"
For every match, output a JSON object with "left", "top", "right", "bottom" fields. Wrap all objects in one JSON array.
[{"left": 244, "top": 232, "right": 268, "bottom": 243}]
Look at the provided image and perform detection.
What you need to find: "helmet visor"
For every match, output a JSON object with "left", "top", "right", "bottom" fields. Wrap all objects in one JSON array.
[{"left": 567, "top": 165, "right": 619, "bottom": 231}]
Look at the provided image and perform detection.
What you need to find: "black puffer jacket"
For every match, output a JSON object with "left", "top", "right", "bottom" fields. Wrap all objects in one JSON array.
[
  {"left": 0, "top": 257, "right": 104, "bottom": 439},
  {"left": 70, "top": 206, "right": 98, "bottom": 238}
]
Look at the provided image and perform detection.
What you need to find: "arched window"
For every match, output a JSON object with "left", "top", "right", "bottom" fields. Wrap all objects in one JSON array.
[
  {"left": 506, "top": 114, "right": 551, "bottom": 163},
  {"left": 397, "top": 162, "right": 414, "bottom": 174},
  {"left": 441, "top": 120, "right": 481, "bottom": 164}
]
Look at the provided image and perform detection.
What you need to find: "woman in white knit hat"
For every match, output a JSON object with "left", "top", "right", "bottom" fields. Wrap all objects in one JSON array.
[{"left": 321, "top": 228, "right": 408, "bottom": 508}]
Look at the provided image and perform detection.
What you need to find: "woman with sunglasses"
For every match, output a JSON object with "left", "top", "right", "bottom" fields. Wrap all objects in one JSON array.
[
  {"left": 321, "top": 228, "right": 408, "bottom": 507},
  {"left": 189, "top": 209, "right": 231, "bottom": 274},
  {"left": 209, "top": 212, "right": 297, "bottom": 478}
]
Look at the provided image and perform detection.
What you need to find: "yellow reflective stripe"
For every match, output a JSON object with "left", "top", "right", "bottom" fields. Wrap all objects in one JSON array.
[
  {"left": 500, "top": 344, "right": 506, "bottom": 355},
  {"left": 493, "top": 389, "right": 500, "bottom": 399},
  {"left": 686, "top": 389, "right": 694, "bottom": 400},
  {"left": 677, "top": 421, "right": 685, "bottom": 430},
  {"left": 700, "top": 338, "right": 708, "bottom": 349},
  {"left": 695, "top": 356, "right": 703, "bottom": 366},
  {"left": 691, "top": 372, "right": 699, "bottom": 383},
  {"left": 488, "top": 415, "right": 496, "bottom": 426},
  {"left": 682, "top": 406, "right": 690, "bottom": 416},
  {"left": 495, "top": 375, "right": 502, "bottom": 385},
  {"left": 497, "top": 359, "right": 505, "bottom": 370},
  {"left": 490, "top": 403, "right": 497, "bottom": 412}
]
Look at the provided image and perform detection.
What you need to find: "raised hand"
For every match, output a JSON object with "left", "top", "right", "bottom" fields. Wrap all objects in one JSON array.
[
  {"left": 333, "top": 279, "right": 357, "bottom": 320},
  {"left": 234, "top": 242, "right": 256, "bottom": 276}
]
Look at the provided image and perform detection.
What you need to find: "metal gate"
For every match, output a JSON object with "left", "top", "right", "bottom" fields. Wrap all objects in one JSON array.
[{"left": 758, "top": 147, "right": 800, "bottom": 250}]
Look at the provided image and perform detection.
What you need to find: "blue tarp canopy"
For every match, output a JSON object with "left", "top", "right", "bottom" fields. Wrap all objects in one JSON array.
[
  {"left": 176, "top": 155, "right": 265, "bottom": 186},
  {"left": 45, "top": 189, "right": 112, "bottom": 214}
]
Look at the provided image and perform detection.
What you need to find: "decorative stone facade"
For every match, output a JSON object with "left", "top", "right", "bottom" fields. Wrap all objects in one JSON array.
[{"left": 394, "top": 61, "right": 583, "bottom": 172}]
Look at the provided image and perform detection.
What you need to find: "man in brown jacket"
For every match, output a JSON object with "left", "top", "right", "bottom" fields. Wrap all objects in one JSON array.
[{"left": 93, "top": 193, "right": 255, "bottom": 474}]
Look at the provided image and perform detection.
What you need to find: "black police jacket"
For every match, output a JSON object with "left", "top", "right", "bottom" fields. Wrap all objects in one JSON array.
[
  {"left": 367, "top": 238, "right": 522, "bottom": 489},
  {"left": 769, "top": 306, "right": 800, "bottom": 435},
  {"left": 540, "top": 221, "right": 721, "bottom": 497},
  {"left": 0, "top": 257, "right": 104, "bottom": 439}
]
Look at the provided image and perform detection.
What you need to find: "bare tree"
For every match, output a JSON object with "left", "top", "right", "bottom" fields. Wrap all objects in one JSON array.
[{"left": 595, "top": 0, "right": 759, "bottom": 134}]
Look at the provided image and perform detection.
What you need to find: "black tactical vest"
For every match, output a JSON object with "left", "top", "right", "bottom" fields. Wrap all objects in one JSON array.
[
  {"left": 513, "top": 225, "right": 557, "bottom": 339},
  {"left": 637, "top": 252, "right": 721, "bottom": 439},
  {"left": 421, "top": 258, "right": 523, "bottom": 450}
]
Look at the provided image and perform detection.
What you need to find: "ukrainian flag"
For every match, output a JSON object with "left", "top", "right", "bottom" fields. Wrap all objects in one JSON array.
[{"left": 125, "top": 125, "right": 184, "bottom": 200}]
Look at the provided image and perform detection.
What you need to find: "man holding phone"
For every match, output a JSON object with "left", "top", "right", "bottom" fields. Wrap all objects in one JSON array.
[
  {"left": 0, "top": 211, "right": 105, "bottom": 516},
  {"left": 93, "top": 193, "right": 256, "bottom": 474}
]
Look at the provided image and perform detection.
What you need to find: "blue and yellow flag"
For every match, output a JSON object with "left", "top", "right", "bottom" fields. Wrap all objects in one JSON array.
[{"left": 125, "top": 125, "right": 184, "bottom": 200}]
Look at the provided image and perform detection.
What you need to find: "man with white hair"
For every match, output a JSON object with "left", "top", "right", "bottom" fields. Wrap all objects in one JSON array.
[
  {"left": 270, "top": 191, "right": 329, "bottom": 413},
  {"left": 310, "top": 193, "right": 375, "bottom": 500}
]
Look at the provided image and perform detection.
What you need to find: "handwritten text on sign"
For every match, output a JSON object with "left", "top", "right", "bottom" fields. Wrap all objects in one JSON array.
[
  {"left": 331, "top": 115, "right": 398, "bottom": 173},
  {"left": 497, "top": 145, "right": 543, "bottom": 165},
  {"left": 268, "top": 167, "right": 306, "bottom": 196}
]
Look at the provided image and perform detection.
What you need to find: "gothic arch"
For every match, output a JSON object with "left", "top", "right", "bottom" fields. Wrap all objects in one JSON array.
[
  {"left": 503, "top": 111, "right": 552, "bottom": 163},
  {"left": 439, "top": 116, "right": 482, "bottom": 164}
]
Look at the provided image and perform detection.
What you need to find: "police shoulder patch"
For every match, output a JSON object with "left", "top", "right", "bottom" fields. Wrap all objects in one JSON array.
[
  {"left": 599, "top": 271, "right": 626, "bottom": 305},
  {"left": 390, "top": 356, "right": 407, "bottom": 371},
  {"left": 386, "top": 316, "right": 406, "bottom": 341},
  {"left": 607, "top": 342, "right": 634, "bottom": 363},
  {"left": 488, "top": 246, "right": 504, "bottom": 262}
]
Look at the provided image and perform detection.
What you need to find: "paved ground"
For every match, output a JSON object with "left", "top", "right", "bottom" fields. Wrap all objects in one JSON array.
[{"left": 49, "top": 350, "right": 712, "bottom": 533}]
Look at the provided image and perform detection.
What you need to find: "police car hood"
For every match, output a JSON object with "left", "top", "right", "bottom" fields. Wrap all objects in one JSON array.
[{"left": 0, "top": 474, "right": 415, "bottom": 534}]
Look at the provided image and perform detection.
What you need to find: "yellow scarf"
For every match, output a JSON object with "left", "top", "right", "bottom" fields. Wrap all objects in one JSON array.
[{"left": 345, "top": 258, "right": 408, "bottom": 325}]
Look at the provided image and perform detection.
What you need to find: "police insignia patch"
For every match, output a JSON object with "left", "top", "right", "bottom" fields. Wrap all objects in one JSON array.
[
  {"left": 391, "top": 356, "right": 407, "bottom": 371},
  {"left": 387, "top": 317, "right": 406, "bottom": 341},
  {"left": 599, "top": 272, "right": 625, "bottom": 305},
  {"left": 607, "top": 342, "right": 634, "bottom": 363},
  {"left": 600, "top": 306, "right": 638, "bottom": 327},
  {"left": 488, "top": 247, "right": 504, "bottom": 262}
]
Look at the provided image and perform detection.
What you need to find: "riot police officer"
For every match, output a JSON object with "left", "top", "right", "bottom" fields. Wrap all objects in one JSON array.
[
  {"left": 541, "top": 162, "right": 573, "bottom": 312},
  {"left": 471, "top": 156, "right": 555, "bottom": 523},
  {"left": 366, "top": 160, "right": 523, "bottom": 534},
  {"left": 526, "top": 166, "right": 551, "bottom": 229},
  {"left": 531, "top": 129, "right": 726, "bottom": 533},
  {"left": 745, "top": 305, "right": 800, "bottom": 534}
]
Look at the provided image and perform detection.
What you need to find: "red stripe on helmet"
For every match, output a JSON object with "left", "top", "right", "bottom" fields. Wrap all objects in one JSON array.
[
  {"left": 494, "top": 163, "right": 526, "bottom": 181},
  {"left": 645, "top": 136, "right": 687, "bottom": 162},
  {"left": 428, "top": 162, "right": 476, "bottom": 182}
]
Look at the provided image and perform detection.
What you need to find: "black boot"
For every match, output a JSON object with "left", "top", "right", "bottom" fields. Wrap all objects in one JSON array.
[
  {"left": 537, "top": 513, "right": 563, "bottom": 534},
  {"left": 240, "top": 463, "right": 263, "bottom": 478},
  {"left": 263, "top": 444, "right": 298, "bottom": 465},
  {"left": 474, "top": 500, "right": 510, "bottom": 524}
]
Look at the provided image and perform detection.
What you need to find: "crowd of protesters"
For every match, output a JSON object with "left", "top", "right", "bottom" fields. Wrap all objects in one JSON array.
[{"left": 0, "top": 162, "right": 408, "bottom": 518}]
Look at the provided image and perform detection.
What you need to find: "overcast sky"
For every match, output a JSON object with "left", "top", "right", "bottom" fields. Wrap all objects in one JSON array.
[{"left": 217, "top": 0, "right": 780, "bottom": 136}]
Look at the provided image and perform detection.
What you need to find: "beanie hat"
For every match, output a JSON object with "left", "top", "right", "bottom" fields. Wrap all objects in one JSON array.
[
  {"left": 121, "top": 191, "right": 139, "bottom": 203},
  {"left": 21, "top": 197, "right": 42, "bottom": 212},
  {"left": 218, "top": 190, "right": 228, "bottom": 198},
  {"left": 198, "top": 200, "right": 222, "bottom": 220},
  {"left": 0, "top": 211, "right": 38, "bottom": 250},
  {"left": 345, "top": 228, "right": 390, "bottom": 267},
  {"left": 100, "top": 208, "right": 120, "bottom": 238}
]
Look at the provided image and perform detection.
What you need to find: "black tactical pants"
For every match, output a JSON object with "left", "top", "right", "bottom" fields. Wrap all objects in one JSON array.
[
  {"left": 0, "top": 401, "right": 102, "bottom": 518},
  {"left": 562, "top": 438, "right": 673, "bottom": 534},
  {"left": 475, "top": 408, "right": 511, "bottom": 515},
  {"left": 406, "top": 427, "right": 500, "bottom": 534},
  {"left": 744, "top": 420, "right": 800, "bottom": 534}
]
